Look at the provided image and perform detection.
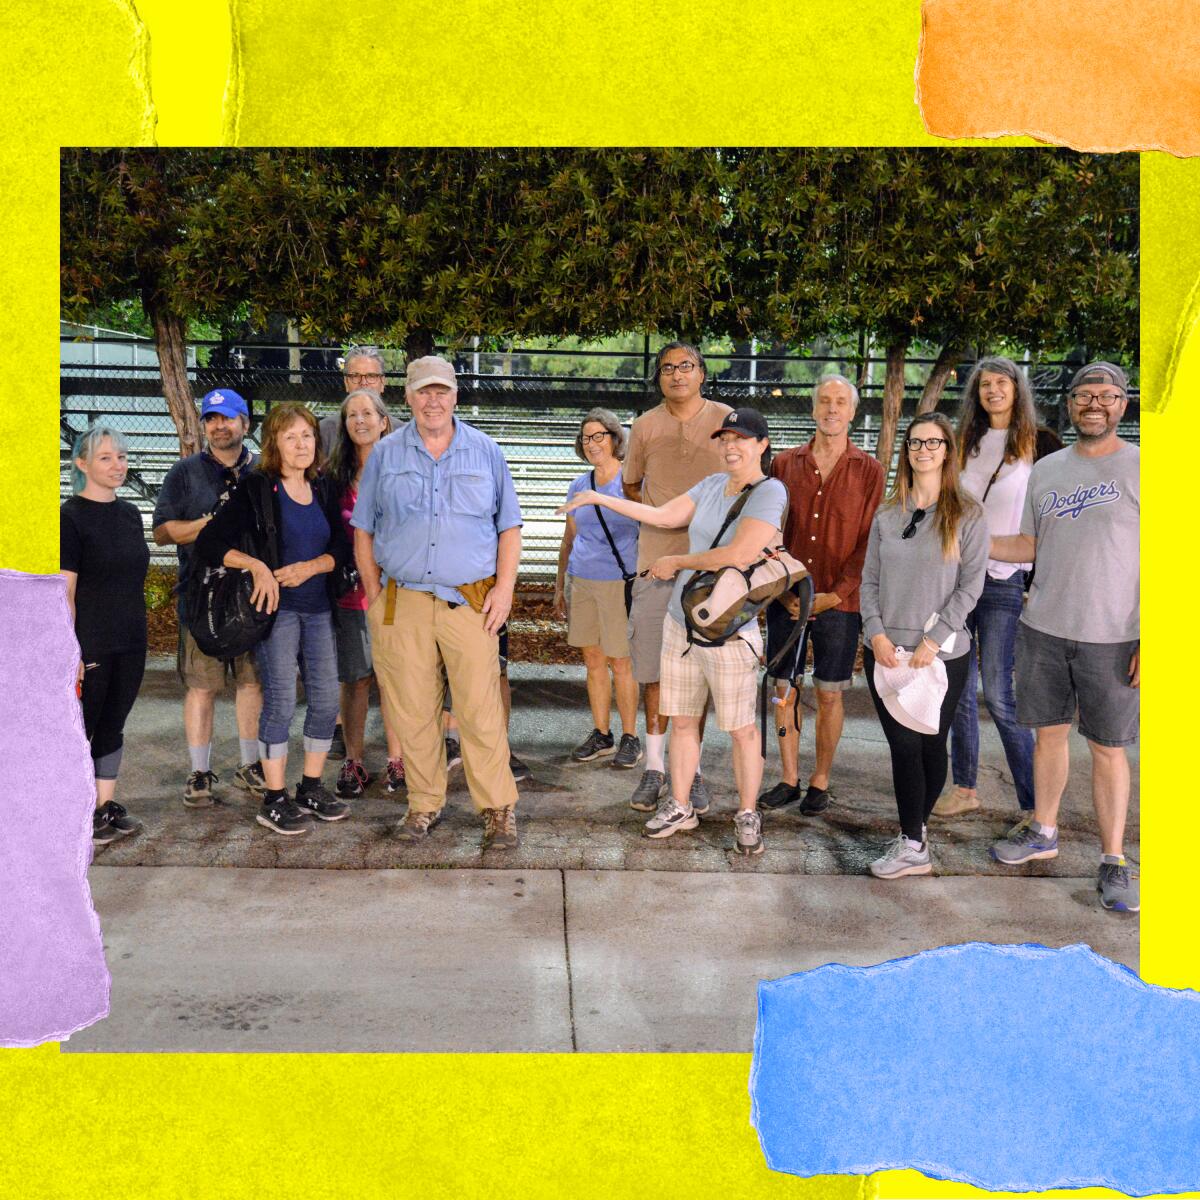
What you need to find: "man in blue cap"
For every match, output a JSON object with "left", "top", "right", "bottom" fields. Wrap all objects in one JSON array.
[{"left": 153, "top": 388, "right": 264, "bottom": 807}]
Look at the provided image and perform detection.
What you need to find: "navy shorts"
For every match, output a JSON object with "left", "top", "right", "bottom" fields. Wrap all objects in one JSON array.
[{"left": 765, "top": 601, "right": 861, "bottom": 692}]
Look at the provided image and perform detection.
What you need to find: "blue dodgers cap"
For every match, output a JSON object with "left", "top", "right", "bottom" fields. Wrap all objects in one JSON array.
[{"left": 200, "top": 388, "right": 249, "bottom": 420}]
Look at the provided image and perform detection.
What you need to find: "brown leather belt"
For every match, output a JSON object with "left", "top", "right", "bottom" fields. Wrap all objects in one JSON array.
[{"left": 384, "top": 578, "right": 397, "bottom": 626}]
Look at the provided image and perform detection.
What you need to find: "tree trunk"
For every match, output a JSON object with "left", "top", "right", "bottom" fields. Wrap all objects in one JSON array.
[
  {"left": 875, "top": 339, "right": 909, "bottom": 469},
  {"left": 404, "top": 327, "right": 435, "bottom": 361},
  {"left": 149, "top": 301, "right": 202, "bottom": 458},
  {"left": 917, "top": 342, "right": 963, "bottom": 414}
]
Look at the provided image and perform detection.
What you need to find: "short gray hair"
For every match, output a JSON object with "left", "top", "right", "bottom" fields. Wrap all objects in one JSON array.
[
  {"left": 574, "top": 407, "right": 628, "bottom": 462},
  {"left": 343, "top": 345, "right": 385, "bottom": 374},
  {"left": 71, "top": 423, "right": 129, "bottom": 494},
  {"left": 814, "top": 373, "right": 860, "bottom": 409}
]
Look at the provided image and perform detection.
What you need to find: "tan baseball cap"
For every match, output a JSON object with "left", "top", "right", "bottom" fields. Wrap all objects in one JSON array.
[{"left": 405, "top": 355, "right": 457, "bottom": 392}]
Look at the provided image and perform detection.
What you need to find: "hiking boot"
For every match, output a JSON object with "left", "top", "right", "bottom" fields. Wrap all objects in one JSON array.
[
  {"left": 294, "top": 781, "right": 349, "bottom": 822},
  {"left": 256, "top": 794, "right": 309, "bottom": 836},
  {"left": 233, "top": 761, "right": 267, "bottom": 796},
  {"left": 611, "top": 733, "right": 642, "bottom": 770},
  {"left": 445, "top": 737, "right": 462, "bottom": 772},
  {"left": 385, "top": 756, "right": 406, "bottom": 794},
  {"left": 759, "top": 780, "right": 800, "bottom": 810},
  {"left": 183, "top": 769, "right": 218, "bottom": 808},
  {"left": 991, "top": 821, "right": 1058, "bottom": 865},
  {"left": 335, "top": 759, "right": 371, "bottom": 799},
  {"left": 1098, "top": 860, "right": 1140, "bottom": 912},
  {"left": 642, "top": 797, "right": 699, "bottom": 839},
  {"left": 932, "top": 785, "right": 980, "bottom": 817},
  {"left": 869, "top": 833, "right": 932, "bottom": 879},
  {"left": 482, "top": 805, "right": 518, "bottom": 851},
  {"left": 629, "top": 769, "right": 669, "bottom": 812},
  {"left": 689, "top": 772, "right": 711, "bottom": 816},
  {"left": 733, "top": 809, "right": 765, "bottom": 856},
  {"left": 328, "top": 723, "right": 347, "bottom": 761},
  {"left": 572, "top": 728, "right": 616, "bottom": 762},
  {"left": 799, "top": 784, "right": 832, "bottom": 815},
  {"left": 396, "top": 807, "right": 443, "bottom": 844},
  {"left": 509, "top": 752, "right": 533, "bottom": 784}
]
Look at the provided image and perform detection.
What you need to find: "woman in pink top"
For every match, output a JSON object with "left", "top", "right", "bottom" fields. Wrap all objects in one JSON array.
[{"left": 326, "top": 389, "right": 403, "bottom": 799}]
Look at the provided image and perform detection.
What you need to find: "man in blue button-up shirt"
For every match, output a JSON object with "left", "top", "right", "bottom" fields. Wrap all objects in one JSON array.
[{"left": 352, "top": 356, "right": 523, "bottom": 850}]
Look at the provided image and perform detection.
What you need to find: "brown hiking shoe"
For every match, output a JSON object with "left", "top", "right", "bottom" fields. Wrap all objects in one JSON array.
[
  {"left": 482, "top": 805, "right": 518, "bottom": 851},
  {"left": 396, "top": 807, "right": 442, "bottom": 844}
]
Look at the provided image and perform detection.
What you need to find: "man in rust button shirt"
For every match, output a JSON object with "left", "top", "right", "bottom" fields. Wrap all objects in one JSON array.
[{"left": 760, "top": 374, "right": 884, "bottom": 814}]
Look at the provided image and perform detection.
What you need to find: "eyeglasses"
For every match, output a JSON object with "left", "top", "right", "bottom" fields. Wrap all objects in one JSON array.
[
  {"left": 345, "top": 372, "right": 385, "bottom": 385},
  {"left": 659, "top": 361, "right": 698, "bottom": 377},
  {"left": 906, "top": 437, "right": 947, "bottom": 451},
  {"left": 1069, "top": 389, "right": 1124, "bottom": 407},
  {"left": 901, "top": 508, "right": 927, "bottom": 539},
  {"left": 581, "top": 431, "right": 613, "bottom": 445}
]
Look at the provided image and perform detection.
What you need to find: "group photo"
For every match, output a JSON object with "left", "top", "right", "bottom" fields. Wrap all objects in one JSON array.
[{"left": 57, "top": 146, "right": 1140, "bottom": 1052}]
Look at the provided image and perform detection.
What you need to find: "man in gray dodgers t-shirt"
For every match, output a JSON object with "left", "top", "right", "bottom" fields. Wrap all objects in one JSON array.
[{"left": 988, "top": 362, "right": 1140, "bottom": 913}]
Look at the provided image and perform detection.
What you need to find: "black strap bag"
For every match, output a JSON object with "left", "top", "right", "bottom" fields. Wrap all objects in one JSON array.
[{"left": 590, "top": 470, "right": 636, "bottom": 616}]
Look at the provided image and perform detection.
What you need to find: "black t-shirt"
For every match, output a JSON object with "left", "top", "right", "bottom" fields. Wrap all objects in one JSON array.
[{"left": 60, "top": 496, "right": 150, "bottom": 659}]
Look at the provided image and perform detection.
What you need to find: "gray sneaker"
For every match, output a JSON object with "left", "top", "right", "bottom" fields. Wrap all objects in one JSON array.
[
  {"left": 689, "top": 772, "right": 711, "bottom": 816},
  {"left": 611, "top": 733, "right": 642, "bottom": 770},
  {"left": 642, "top": 797, "right": 698, "bottom": 839},
  {"left": 1097, "top": 860, "right": 1140, "bottom": 912},
  {"left": 733, "top": 809, "right": 764, "bottom": 856},
  {"left": 869, "top": 833, "right": 932, "bottom": 879},
  {"left": 991, "top": 821, "right": 1058, "bottom": 865},
  {"left": 629, "top": 769, "right": 669, "bottom": 812}
]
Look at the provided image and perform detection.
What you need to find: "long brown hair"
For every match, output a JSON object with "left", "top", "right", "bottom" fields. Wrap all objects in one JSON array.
[
  {"left": 957, "top": 356, "right": 1037, "bottom": 466},
  {"left": 886, "top": 412, "right": 979, "bottom": 561},
  {"left": 257, "top": 402, "right": 323, "bottom": 481}
]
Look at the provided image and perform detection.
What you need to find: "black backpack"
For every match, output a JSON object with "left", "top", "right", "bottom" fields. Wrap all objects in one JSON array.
[{"left": 185, "top": 479, "right": 277, "bottom": 661}]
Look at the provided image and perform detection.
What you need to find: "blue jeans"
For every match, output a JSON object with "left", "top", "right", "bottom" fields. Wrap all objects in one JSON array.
[
  {"left": 950, "top": 573, "right": 1035, "bottom": 810},
  {"left": 255, "top": 609, "right": 340, "bottom": 761}
]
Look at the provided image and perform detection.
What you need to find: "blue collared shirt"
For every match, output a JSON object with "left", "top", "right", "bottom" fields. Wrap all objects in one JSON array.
[{"left": 351, "top": 417, "right": 523, "bottom": 604}]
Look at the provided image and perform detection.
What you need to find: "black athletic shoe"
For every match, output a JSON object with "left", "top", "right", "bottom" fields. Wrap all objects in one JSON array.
[
  {"left": 571, "top": 728, "right": 616, "bottom": 762},
  {"left": 611, "top": 734, "right": 643, "bottom": 770},
  {"left": 799, "top": 785, "right": 832, "bottom": 815},
  {"left": 101, "top": 800, "right": 140, "bottom": 837},
  {"left": 445, "top": 736, "right": 463, "bottom": 771},
  {"left": 328, "top": 724, "right": 347, "bottom": 761},
  {"left": 509, "top": 752, "right": 533, "bottom": 784},
  {"left": 256, "top": 794, "right": 309, "bottom": 835},
  {"left": 295, "top": 781, "right": 350, "bottom": 822},
  {"left": 759, "top": 781, "right": 801, "bottom": 810}
]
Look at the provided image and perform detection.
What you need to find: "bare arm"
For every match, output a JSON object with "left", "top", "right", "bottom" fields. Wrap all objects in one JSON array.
[
  {"left": 554, "top": 516, "right": 577, "bottom": 613},
  {"left": 559, "top": 488, "right": 695, "bottom": 530},
  {"left": 991, "top": 533, "right": 1036, "bottom": 563},
  {"left": 153, "top": 516, "right": 211, "bottom": 547},
  {"left": 354, "top": 528, "right": 383, "bottom": 605},
  {"left": 649, "top": 516, "right": 778, "bottom": 578},
  {"left": 483, "top": 525, "right": 522, "bottom": 636},
  {"left": 221, "top": 548, "right": 280, "bottom": 614}
]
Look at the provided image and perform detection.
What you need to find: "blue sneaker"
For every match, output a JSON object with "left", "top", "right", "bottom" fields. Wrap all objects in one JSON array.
[{"left": 991, "top": 821, "right": 1058, "bottom": 865}]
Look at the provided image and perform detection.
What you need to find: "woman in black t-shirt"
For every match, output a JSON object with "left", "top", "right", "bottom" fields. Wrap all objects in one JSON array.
[{"left": 60, "top": 425, "right": 149, "bottom": 846}]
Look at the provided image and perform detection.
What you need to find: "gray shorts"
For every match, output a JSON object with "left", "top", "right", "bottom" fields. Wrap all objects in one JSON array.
[
  {"left": 333, "top": 606, "right": 373, "bottom": 684},
  {"left": 1015, "top": 623, "right": 1139, "bottom": 748},
  {"left": 628, "top": 574, "right": 674, "bottom": 684}
]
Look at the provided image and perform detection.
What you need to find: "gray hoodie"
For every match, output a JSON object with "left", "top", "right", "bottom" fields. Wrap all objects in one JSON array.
[{"left": 860, "top": 499, "right": 988, "bottom": 659}]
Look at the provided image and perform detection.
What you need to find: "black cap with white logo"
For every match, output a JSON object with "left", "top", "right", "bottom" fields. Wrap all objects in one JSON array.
[{"left": 710, "top": 407, "right": 770, "bottom": 441}]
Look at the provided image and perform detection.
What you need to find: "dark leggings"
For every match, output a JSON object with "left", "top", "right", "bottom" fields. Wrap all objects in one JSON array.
[
  {"left": 80, "top": 650, "right": 146, "bottom": 780},
  {"left": 863, "top": 646, "right": 970, "bottom": 842}
]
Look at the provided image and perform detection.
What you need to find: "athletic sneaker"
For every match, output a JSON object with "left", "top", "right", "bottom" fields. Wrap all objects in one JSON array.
[
  {"left": 689, "top": 772, "right": 711, "bottom": 816},
  {"left": 103, "top": 800, "right": 140, "bottom": 836},
  {"left": 629, "top": 769, "right": 669, "bottom": 812},
  {"left": 482, "top": 805, "right": 518, "bottom": 850},
  {"left": 759, "top": 781, "right": 800, "bottom": 811},
  {"left": 509, "top": 752, "right": 533, "bottom": 783},
  {"left": 385, "top": 756, "right": 406, "bottom": 794},
  {"left": 396, "top": 807, "right": 443, "bottom": 844},
  {"left": 611, "top": 734, "right": 642, "bottom": 769},
  {"left": 869, "top": 833, "right": 932, "bottom": 879},
  {"left": 93, "top": 801, "right": 139, "bottom": 844},
  {"left": 328, "top": 723, "right": 347, "bottom": 761},
  {"left": 183, "top": 769, "right": 218, "bottom": 808},
  {"left": 294, "top": 781, "right": 350, "bottom": 822},
  {"left": 990, "top": 821, "right": 1058, "bottom": 865},
  {"left": 643, "top": 797, "right": 699, "bottom": 839},
  {"left": 799, "top": 785, "right": 832, "bottom": 815},
  {"left": 256, "top": 794, "right": 309, "bottom": 835},
  {"left": 572, "top": 728, "right": 616, "bottom": 762},
  {"left": 733, "top": 809, "right": 765, "bottom": 856},
  {"left": 445, "top": 737, "right": 463, "bottom": 771},
  {"left": 233, "top": 761, "right": 267, "bottom": 796},
  {"left": 336, "top": 759, "right": 371, "bottom": 799},
  {"left": 1098, "top": 860, "right": 1140, "bottom": 912}
]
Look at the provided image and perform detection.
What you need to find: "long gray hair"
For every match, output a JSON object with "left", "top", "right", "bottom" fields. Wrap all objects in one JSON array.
[{"left": 71, "top": 423, "right": 129, "bottom": 494}]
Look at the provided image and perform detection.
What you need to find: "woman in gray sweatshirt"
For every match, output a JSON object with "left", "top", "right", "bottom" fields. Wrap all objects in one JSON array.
[{"left": 860, "top": 412, "right": 988, "bottom": 879}]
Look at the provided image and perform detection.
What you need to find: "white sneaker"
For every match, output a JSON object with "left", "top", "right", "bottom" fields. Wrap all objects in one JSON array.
[
  {"left": 869, "top": 833, "right": 932, "bottom": 879},
  {"left": 733, "top": 809, "right": 764, "bottom": 856},
  {"left": 643, "top": 797, "right": 698, "bottom": 839}
]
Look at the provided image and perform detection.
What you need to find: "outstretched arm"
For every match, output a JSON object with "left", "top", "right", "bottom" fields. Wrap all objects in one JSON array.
[{"left": 558, "top": 488, "right": 695, "bottom": 529}]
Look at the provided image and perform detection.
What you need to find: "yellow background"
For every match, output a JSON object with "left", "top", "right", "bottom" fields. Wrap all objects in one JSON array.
[{"left": 1, "top": 2, "right": 1185, "bottom": 1197}]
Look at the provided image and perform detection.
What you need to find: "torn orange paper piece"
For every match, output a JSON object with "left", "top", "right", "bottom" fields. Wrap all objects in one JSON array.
[{"left": 917, "top": 0, "right": 1200, "bottom": 156}]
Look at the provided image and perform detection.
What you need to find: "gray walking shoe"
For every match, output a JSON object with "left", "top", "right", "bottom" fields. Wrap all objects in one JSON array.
[
  {"left": 611, "top": 734, "right": 642, "bottom": 769},
  {"left": 689, "top": 772, "right": 711, "bottom": 816},
  {"left": 642, "top": 797, "right": 698, "bottom": 839},
  {"left": 1098, "top": 860, "right": 1140, "bottom": 912},
  {"left": 733, "top": 809, "right": 764, "bottom": 856},
  {"left": 629, "top": 769, "right": 668, "bottom": 812},
  {"left": 869, "top": 833, "right": 932, "bottom": 879},
  {"left": 991, "top": 821, "right": 1058, "bottom": 865}
]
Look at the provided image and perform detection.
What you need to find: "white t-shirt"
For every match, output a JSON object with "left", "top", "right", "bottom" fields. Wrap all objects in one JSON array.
[{"left": 961, "top": 428, "right": 1032, "bottom": 580}]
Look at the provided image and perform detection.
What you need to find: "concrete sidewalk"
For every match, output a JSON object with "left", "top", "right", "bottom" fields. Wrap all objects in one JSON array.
[{"left": 67, "top": 866, "right": 1138, "bottom": 1053}]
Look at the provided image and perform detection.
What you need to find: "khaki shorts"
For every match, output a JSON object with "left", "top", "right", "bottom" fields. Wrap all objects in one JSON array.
[
  {"left": 659, "top": 614, "right": 762, "bottom": 731},
  {"left": 628, "top": 573, "right": 674, "bottom": 684},
  {"left": 177, "top": 625, "right": 260, "bottom": 691},
  {"left": 567, "top": 575, "right": 631, "bottom": 659}
]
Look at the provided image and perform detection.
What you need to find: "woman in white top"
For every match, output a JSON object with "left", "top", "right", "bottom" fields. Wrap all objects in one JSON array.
[{"left": 936, "top": 357, "right": 1037, "bottom": 822}]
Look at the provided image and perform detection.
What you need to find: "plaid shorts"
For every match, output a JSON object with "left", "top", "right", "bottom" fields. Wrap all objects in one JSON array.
[{"left": 659, "top": 614, "right": 762, "bottom": 732}]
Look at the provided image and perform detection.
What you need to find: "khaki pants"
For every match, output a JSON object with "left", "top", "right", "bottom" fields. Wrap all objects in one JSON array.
[{"left": 368, "top": 585, "right": 517, "bottom": 814}]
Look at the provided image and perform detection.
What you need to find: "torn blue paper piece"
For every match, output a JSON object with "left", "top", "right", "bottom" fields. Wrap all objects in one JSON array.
[{"left": 751, "top": 942, "right": 1200, "bottom": 1197}]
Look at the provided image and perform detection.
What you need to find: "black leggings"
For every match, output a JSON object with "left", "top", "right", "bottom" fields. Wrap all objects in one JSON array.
[
  {"left": 80, "top": 650, "right": 146, "bottom": 780},
  {"left": 863, "top": 646, "right": 970, "bottom": 842}
]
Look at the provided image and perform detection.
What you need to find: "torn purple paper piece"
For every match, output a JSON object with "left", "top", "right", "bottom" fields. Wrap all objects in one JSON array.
[{"left": 0, "top": 569, "right": 109, "bottom": 1046}]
